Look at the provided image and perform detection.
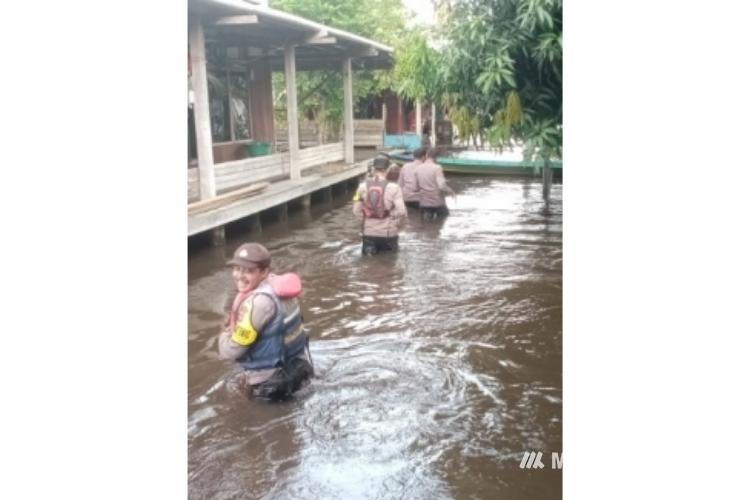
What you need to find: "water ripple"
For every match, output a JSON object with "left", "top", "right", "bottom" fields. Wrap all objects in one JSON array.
[{"left": 189, "top": 177, "right": 562, "bottom": 498}]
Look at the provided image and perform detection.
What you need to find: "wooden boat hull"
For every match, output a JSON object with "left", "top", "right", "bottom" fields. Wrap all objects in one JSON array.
[{"left": 387, "top": 151, "right": 562, "bottom": 179}]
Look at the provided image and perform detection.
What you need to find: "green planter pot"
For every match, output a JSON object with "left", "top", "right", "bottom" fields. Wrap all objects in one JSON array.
[{"left": 246, "top": 141, "right": 272, "bottom": 157}]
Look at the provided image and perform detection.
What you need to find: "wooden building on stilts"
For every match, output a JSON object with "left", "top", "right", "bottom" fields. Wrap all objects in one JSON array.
[{"left": 188, "top": 0, "right": 394, "bottom": 242}]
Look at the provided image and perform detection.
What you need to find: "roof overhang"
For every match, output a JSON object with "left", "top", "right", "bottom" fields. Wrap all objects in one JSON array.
[{"left": 189, "top": 0, "right": 394, "bottom": 71}]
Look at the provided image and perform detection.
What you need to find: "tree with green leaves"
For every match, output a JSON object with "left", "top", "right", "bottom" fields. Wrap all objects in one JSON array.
[
  {"left": 392, "top": 30, "right": 440, "bottom": 105},
  {"left": 270, "top": 0, "right": 408, "bottom": 137},
  {"left": 437, "top": 0, "right": 562, "bottom": 161}
]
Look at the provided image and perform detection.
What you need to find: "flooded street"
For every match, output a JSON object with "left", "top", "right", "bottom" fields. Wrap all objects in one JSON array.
[{"left": 188, "top": 176, "right": 562, "bottom": 499}]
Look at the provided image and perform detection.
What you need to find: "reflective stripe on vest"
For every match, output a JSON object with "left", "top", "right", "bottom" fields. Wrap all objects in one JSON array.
[{"left": 227, "top": 288, "right": 254, "bottom": 331}]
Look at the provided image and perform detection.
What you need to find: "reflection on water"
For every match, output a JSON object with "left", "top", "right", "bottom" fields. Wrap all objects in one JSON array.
[
  {"left": 453, "top": 148, "right": 525, "bottom": 162},
  {"left": 189, "top": 176, "right": 562, "bottom": 499}
]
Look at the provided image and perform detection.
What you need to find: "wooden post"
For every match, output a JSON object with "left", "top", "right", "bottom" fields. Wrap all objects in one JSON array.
[
  {"left": 382, "top": 103, "right": 387, "bottom": 145},
  {"left": 342, "top": 57, "right": 354, "bottom": 163},
  {"left": 276, "top": 203, "right": 288, "bottom": 223},
  {"left": 188, "top": 17, "right": 216, "bottom": 200},
  {"left": 320, "top": 100, "right": 327, "bottom": 144},
  {"left": 298, "top": 195, "right": 313, "bottom": 224},
  {"left": 211, "top": 227, "right": 225, "bottom": 246},
  {"left": 317, "top": 109, "right": 324, "bottom": 145},
  {"left": 398, "top": 98, "right": 403, "bottom": 134},
  {"left": 415, "top": 99, "right": 422, "bottom": 136},
  {"left": 226, "top": 69, "right": 235, "bottom": 142},
  {"left": 248, "top": 58, "right": 274, "bottom": 145},
  {"left": 542, "top": 158, "right": 552, "bottom": 202},
  {"left": 246, "top": 64, "right": 253, "bottom": 139},
  {"left": 430, "top": 102, "right": 437, "bottom": 146},
  {"left": 249, "top": 214, "right": 262, "bottom": 234},
  {"left": 322, "top": 186, "right": 332, "bottom": 203},
  {"left": 284, "top": 45, "right": 300, "bottom": 180}
]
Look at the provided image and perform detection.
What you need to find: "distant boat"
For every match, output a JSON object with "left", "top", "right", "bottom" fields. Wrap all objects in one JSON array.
[{"left": 388, "top": 149, "right": 562, "bottom": 178}]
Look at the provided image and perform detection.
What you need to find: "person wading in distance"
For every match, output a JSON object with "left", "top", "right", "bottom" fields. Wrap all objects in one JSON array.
[
  {"left": 352, "top": 156, "right": 407, "bottom": 255},
  {"left": 415, "top": 147, "right": 455, "bottom": 220},
  {"left": 398, "top": 146, "right": 426, "bottom": 210}
]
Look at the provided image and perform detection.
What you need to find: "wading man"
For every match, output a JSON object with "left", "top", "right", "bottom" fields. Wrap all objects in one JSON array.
[
  {"left": 398, "top": 146, "right": 426, "bottom": 210},
  {"left": 353, "top": 156, "right": 407, "bottom": 255},
  {"left": 218, "top": 243, "right": 314, "bottom": 400},
  {"left": 415, "top": 147, "right": 455, "bottom": 220}
]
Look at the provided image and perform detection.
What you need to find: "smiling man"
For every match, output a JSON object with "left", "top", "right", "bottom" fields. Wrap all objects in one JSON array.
[{"left": 218, "top": 242, "right": 314, "bottom": 400}]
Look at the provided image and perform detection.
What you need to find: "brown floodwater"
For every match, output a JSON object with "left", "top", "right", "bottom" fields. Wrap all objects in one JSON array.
[{"left": 188, "top": 175, "right": 562, "bottom": 499}]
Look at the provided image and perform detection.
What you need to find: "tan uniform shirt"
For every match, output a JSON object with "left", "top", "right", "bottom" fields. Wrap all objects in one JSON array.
[
  {"left": 398, "top": 159, "right": 422, "bottom": 203},
  {"left": 352, "top": 174, "right": 407, "bottom": 237},
  {"left": 415, "top": 159, "right": 454, "bottom": 208}
]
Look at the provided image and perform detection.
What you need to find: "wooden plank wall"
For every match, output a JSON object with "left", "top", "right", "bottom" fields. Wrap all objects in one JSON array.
[
  {"left": 384, "top": 92, "right": 404, "bottom": 134},
  {"left": 298, "top": 142, "right": 344, "bottom": 171},
  {"left": 212, "top": 139, "right": 254, "bottom": 163},
  {"left": 249, "top": 58, "right": 275, "bottom": 143},
  {"left": 187, "top": 143, "right": 344, "bottom": 201},
  {"left": 188, "top": 153, "right": 290, "bottom": 201},
  {"left": 353, "top": 119, "right": 384, "bottom": 147},
  {"left": 275, "top": 122, "right": 320, "bottom": 151}
]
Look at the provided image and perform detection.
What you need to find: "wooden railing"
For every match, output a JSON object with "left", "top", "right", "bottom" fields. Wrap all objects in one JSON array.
[
  {"left": 188, "top": 142, "right": 345, "bottom": 201},
  {"left": 273, "top": 120, "right": 382, "bottom": 150},
  {"left": 275, "top": 123, "right": 321, "bottom": 150},
  {"left": 188, "top": 153, "right": 289, "bottom": 201},
  {"left": 298, "top": 142, "right": 344, "bottom": 171},
  {"left": 353, "top": 119, "right": 384, "bottom": 147}
]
